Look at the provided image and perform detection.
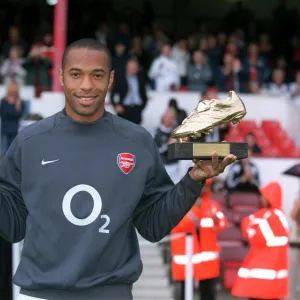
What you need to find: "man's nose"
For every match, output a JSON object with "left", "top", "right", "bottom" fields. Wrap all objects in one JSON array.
[{"left": 80, "top": 75, "right": 93, "bottom": 91}]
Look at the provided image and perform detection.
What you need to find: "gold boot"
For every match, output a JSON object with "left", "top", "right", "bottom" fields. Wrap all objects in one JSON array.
[{"left": 171, "top": 90, "right": 246, "bottom": 140}]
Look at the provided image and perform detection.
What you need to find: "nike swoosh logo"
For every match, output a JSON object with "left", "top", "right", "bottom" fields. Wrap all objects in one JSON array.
[{"left": 41, "top": 159, "right": 60, "bottom": 165}]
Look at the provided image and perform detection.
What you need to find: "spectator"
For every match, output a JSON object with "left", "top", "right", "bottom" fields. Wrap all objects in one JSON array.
[
  {"left": 206, "top": 35, "right": 223, "bottom": 76},
  {"left": 226, "top": 149, "right": 260, "bottom": 193},
  {"left": 171, "top": 38, "right": 190, "bottom": 86},
  {"left": 0, "top": 80, "right": 25, "bottom": 155},
  {"left": 0, "top": 46, "right": 26, "bottom": 85},
  {"left": 245, "top": 132, "right": 262, "bottom": 155},
  {"left": 35, "top": 33, "right": 55, "bottom": 63},
  {"left": 110, "top": 58, "right": 147, "bottom": 125},
  {"left": 112, "top": 41, "right": 129, "bottom": 79},
  {"left": 168, "top": 98, "right": 187, "bottom": 126},
  {"left": 290, "top": 70, "right": 300, "bottom": 106},
  {"left": 242, "top": 42, "right": 269, "bottom": 93},
  {"left": 148, "top": 44, "right": 180, "bottom": 92},
  {"left": 187, "top": 50, "right": 212, "bottom": 92},
  {"left": 258, "top": 32, "right": 274, "bottom": 64},
  {"left": 22, "top": 45, "right": 52, "bottom": 96},
  {"left": 216, "top": 53, "right": 245, "bottom": 93},
  {"left": 116, "top": 22, "right": 131, "bottom": 50},
  {"left": 267, "top": 68, "right": 289, "bottom": 97},
  {"left": 1, "top": 26, "right": 27, "bottom": 59},
  {"left": 94, "top": 22, "right": 109, "bottom": 47},
  {"left": 275, "top": 55, "right": 293, "bottom": 83},
  {"left": 153, "top": 110, "right": 180, "bottom": 183},
  {"left": 199, "top": 37, "right": 208, "bottom": 54},
  {"left": 128, "top": 36, "right": 149, "bottom": 78}
]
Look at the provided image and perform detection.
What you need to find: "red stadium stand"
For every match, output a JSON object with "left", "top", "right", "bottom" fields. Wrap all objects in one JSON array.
[
  {"left": 211, "top": 192, "right": 227, "bottom": 206},
  {"left": 232, "top": 206, "right": 258, "bottom": 223},
  {"left": 228, "top": 192, "right": 261, "bottom": 208},
  {"left": 220, "top": 245, "right": 249, "bottom": 290},
  {"left": 237, "top": 120, "right": 258, "bottom": 135},
  {"left": 217, "top": 223, "right": 243, "bottom": 246}
]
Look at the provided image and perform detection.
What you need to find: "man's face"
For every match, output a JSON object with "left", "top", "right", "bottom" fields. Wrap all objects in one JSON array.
[
  {"left": 126, "top": 60, "right": 139, "bottom": 76},
  {"left": 246, "top": 134, "right": 255, "bottom": 147},
  {"left": 273, "top": 70, "right": 284, "bottom": 85},
  {"left": 193, "top": 51, "right": 204, "bottom": 65},
  {"left": 162, "top": 111, "right": 175, "bottom": 127},
  {"left": 59, "top": 48, "right": 114, "bottom": 122},
  {"left": 161, "top": 45, "right": 171, "bottom": 57}
]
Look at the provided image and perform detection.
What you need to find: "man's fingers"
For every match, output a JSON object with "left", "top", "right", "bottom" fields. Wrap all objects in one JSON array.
[
  {"left": 211, "top": 151, "right": 219, "bottom": 170},
  {"left": 219, "top": 154, "right": 237, "bottom": 172}
]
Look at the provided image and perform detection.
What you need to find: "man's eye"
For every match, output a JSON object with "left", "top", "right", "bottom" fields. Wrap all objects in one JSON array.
[
  {"left": 71, "top": 73, "right": 80, "bottom": 77},
  {"left": 94, "top": 74, "right": 103, "bottom": 79}
]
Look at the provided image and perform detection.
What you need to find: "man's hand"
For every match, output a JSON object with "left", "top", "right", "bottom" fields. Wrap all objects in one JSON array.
[{"left": 189, "top": 151, "right": 237, "bottom": 182}]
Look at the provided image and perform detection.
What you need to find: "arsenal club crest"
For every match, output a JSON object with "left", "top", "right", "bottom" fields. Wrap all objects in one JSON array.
[{"left": 117, "top": 153, "right": 136, "bottom": 175}]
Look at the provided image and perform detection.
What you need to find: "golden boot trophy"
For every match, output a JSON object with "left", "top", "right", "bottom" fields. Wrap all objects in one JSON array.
[{"left": 168, "top": 91, "right": 248, "bottom": 160}]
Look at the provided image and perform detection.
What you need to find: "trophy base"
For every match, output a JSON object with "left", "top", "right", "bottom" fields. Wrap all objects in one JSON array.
[{"left": 168, "top": 142, "right": 248, "bottom": 160}]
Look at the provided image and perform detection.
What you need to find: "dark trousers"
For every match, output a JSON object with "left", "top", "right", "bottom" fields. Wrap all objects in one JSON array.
[
  {"left": 0, "top": 236, "right": 12, "bottom": 300},
  {"left": 118, "top": 105, "right": 143, "bottom": 125},
  {"left": 1, "top": 133, "right": 17, "bottom": 155},
  {"left": 180, "top": 278, "right": 216, "bottom": 300}
]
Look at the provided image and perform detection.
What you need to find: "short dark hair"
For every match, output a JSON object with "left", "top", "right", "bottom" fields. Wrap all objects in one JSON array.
[{"left": 62, "top": 38, "right": 112, "bottom": 70}]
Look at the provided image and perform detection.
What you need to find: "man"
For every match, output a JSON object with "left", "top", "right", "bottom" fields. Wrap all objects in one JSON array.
[
  {"left": 170, "top": 179, "right": 228, "bottom": 300},
  {"left": 226, "top": 149, "right": 260, "bottom": 193},
  {"left": 153, "top": 110, "right": 180, "bottom": 183},
  {"left": 110, "top": 57, "right": 147, "bottom": 124},
  {"left": 148, "top": 44, "right": 180, "bottom": 92},
  {"left": 231, "top": 181, "right": 289, "bottom": 300},
  {"left": 187, "top": 50, "right": 212, "bottom": 92},
  {"left": 168, "top": 98, "right": 187, "bottom": 126},
  {"left": 245, "top": 132, "right": 262, "bottom": 155},
  {"left": 0, "top": 38, "right": 236, "bottom": 300}
]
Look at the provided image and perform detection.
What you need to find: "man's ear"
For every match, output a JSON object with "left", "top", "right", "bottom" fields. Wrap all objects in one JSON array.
[
  {"left": 108, "top": 70, "right": 115, "bottom": 89},
  {"left": 59, "top": 69, "right": 64, "bottom": 86}
]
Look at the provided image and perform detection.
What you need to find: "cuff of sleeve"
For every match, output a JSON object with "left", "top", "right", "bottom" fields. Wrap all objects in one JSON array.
[{"left": 184, "top": 167, "right": 206, "bottom": 196}]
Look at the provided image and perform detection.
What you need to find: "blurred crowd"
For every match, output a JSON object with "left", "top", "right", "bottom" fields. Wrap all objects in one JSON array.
[{"left": 0, "top": 0, "right": 299, "bottom": 101}]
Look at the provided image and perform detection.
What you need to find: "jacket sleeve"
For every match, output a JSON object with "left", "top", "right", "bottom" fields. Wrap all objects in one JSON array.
[
  {"left": 0, "top": 136, "right": 28, "bottom": 243},
  {"left": 132, "top": 139, "right": 205, "bottom": 242},
  {"left": 212, "top": 202, "right": 228, "bottom": 232}
]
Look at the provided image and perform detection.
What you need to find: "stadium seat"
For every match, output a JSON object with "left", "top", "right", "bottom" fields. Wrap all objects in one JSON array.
[
  {"left": 228, "top": 124, "right": 240, "bottom": 136},
  {"left": 292, "top": 148, "right": 300, "bottom": 158},
  {"left": 222, "top": 208, "right": 236, "bottom": 224},
  {"left": 252, "top": 128, "right": 268, "bottom": 139},
  {"left": 237, "top": 120, "right": 258, "bottom": 135},
  {"left": 211, "top": 192, "right": 227, "bottom": 206},
  {"left": 269, "top": 129, "right": 290, "bottom": 142},
  {"left": 220, "top": 245, "right": 249, "bottom": 263},
  {"left": 261, "top": 120, "right": 281, "bottom": 133},
  {"left": 220, "top": 245, "right": 249, "bottom": 290},
  {"left": 276, "top": 138, "right": 296, "bottom": 156},
  {"left": 232, "top": 206, "right": 258, "bottom": 223},
  {"left": 228, "top": 192, "right": 261, "bottom": 208},
  {"left": 224, "top": 134, "right": 244, "bottom": 142},
  {"left": 262, "top": 147, "right": 281, "bottom": 157},
  {"left": 218, "top": 223, "right": 243, "bottom": 246}
]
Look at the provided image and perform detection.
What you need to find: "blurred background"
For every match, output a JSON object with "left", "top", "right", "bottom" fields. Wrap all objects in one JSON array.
[{"left": 1, "top": 0, "right": 300, "bottom": 299}]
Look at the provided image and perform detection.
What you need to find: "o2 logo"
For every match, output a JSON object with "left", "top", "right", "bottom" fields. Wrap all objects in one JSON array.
[{"left": 62, "top": 184, "right": 110, "bottom": 233}]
